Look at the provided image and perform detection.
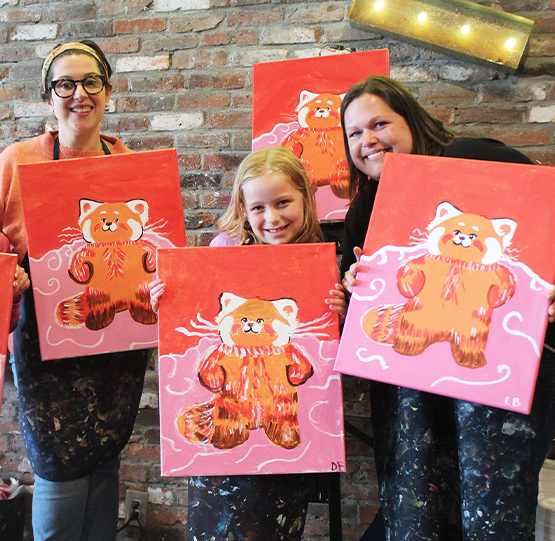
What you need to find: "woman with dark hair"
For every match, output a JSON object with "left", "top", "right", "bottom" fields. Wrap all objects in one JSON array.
[
  {"left": 0, "top": 41, "right": 150, "bottom": 541},
  {"left": 340, "top": 75, "right": 555, "bottom": 541}
]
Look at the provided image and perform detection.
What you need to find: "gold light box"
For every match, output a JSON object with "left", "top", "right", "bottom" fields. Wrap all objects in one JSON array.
[{"left": 348, "top": 0, "right": 533, "bottom": 70}]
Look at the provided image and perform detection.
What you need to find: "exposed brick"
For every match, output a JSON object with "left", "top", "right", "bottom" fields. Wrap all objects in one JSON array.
[
  {"left": 488, "top": 127, "right": 551, "bottom": 146},
  {"left": 13, "top": 101, "right": 50, "bottom": 117},
  {"left": 61, "top": 21, "right": 113, "bottom": 39},
  {"left": 202, "top": 29, "right": 258, "bottom": 47},
  {"left": 231, "top": 131, "right": 252, "bottom": 151},
  {"left": 178, "top": 151, "right": 202, "bottom": 169},
  {"left": 417, "top": 82, "right": 477, "bottom": 104},
  {"left": 458, "top": 105, "right": 523, "bottom": 124},
  {"left": 114, "top": 18, "right": 166, "bottom": 34},
  {"left": 497, "top": 0, "right": 542, "bottom": 9},
  {"left": 42, "top": 4, "right": 96, "bottom": 22},
  {"left": 390, "top": 65, "right": 439, "bottom": 84},
  {"left": 289, "top": 4, "right": 344, "bottom": 24},
  {"left": 119, "top": 95, "right": 174, "bottom": 113},
  {"left": 261, "top": 26, "right": 321, "bottom": 45},
  {"left": 209, "top": 110, "right": 251, "bottom": 129},
  {"left": 228, "top": 7, "right": 284, "bottom": 26},
  {"left": 203, "top": 152, "right": 244, "bottom": 171},
  {"left": 529, "top": 36, "right": 555, "bottom": 57},
  {"left": 148, "top": 507, "right": 188, "bottom": 525},
  {"left": 426, "top": 106, "right": 456, "bottom": 125},
  {"left": 155, "top": 0, "right": 210, "bottom": 11},
  {"left": 180, "top": 189, "right": 199, "bottom": 209},
  {"left": 439, "top": 64, "right": 504, "bottom": 82},
  {"left": 180, "top": 172, "right": 220, "bottom": 190},
  {"left": 231, "top": 48, "right": 288, "bottom": 66},
  {"left": 142, "top": 35, "right": 198, "bottom": 52},
  {"left": 525, "top": 148, "right": 555, "bottom": 166},
  {"left": 123, "top": 134, "right": 174, "bottom": 151},
  {"left": 168, "top": 12, "right": 224, "bottom": 32},
  {"left": 116, "top": 54, "right": 170, "bottom": 73},
  {"left": 231, "top": 91, "right": 251, "bottom": 108},
  {"left": 188, "top": 71, "right": 246, "bottom": 90},
  {"left": 0, "top": 84, "right": 25, "bottom": 100},
  {"left": 95, "top": 37, "right": 140, "bottom": 54},
  {"left": 184, "top": 211, "right": 218, "bottom": 229},
  {"left": 98, "top": 0, "right": 151, "bottom": 16},
  {"left": 199, "top": 192, "right": 231, "bottom": 209},
  {"left": 10, "top": 23, "right": 58, "bottom": 41},
  {"left": 150, "top": 112, "right": 204, "bottom": 130},
  {"left": 0, "top": 7, "right": 41, "bottom": 23},
  {"left": 129, "top": 73, "right": 185, "bottom": 92},
  {"left": 172, "top": 49, "right": 229, "bottom": 69},
  {"left": 529, "top": 104, "right": 555, "bottom": 123},
  {"left": 119, "top": 462, "right": 149, "bottom": 483},
  {"left": 0, "top": 104, "right": 10, "bottom": 119},
  {"left": 175, "top": 131, "right": 230, "bottom": 149},
  {"left": 126, "top": 443, "right": 161, "bottom": 462},
  {"left": 481, "top": 81, "right": 547, "bottom": 102},
  {"left": 176, "top": 92, "right": 230, "bottom": 109}
]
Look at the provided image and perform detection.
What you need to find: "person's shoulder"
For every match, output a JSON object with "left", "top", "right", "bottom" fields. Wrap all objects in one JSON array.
[
  {"left": 0, "top": 133, "right": 51, "bottom": 164},
  {"left": 443, "top": 137, "right": 533, "bottom": 165},
  {"left": 100, "top": 134, "right": 133, "bottom": 155},
  {"left": 209, "top": 232, "right": 241, "bottom": 247}
]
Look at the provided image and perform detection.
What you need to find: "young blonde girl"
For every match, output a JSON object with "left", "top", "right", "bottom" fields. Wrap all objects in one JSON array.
[{"left": 150, "top": 146, "right": 346, "bottom": 540}]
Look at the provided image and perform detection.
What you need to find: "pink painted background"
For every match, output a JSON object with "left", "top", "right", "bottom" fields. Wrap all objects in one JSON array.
[
  {"left": 0, "top": 253, "right": 17, "bottom": 410},
  {"left": 335, "top": 154, "right": 555, "bottom": 414},
  {"left": 19, "top": 149, "right": 186, "bottom": 360},
  {"left": 157, "top": 244, "right": 346, "bottom": 476},
  {"left": 252, "top": 50, "right": 389, "bottom": 221}
]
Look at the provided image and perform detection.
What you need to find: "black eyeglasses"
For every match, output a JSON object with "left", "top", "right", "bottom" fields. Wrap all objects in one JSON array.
[{"left": 50, "top": 75, "right": 107, "bottom": 98}]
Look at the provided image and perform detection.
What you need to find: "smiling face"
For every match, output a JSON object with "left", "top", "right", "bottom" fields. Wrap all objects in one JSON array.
[
  {"left": 242, "top": 171, "right": 305, "bottom": 245},
  {"left": 46, "top": 53, "right": 111, "bottom": 149},
  {"left": 343, "top": 93, "right": 413, "bottom": 181}
]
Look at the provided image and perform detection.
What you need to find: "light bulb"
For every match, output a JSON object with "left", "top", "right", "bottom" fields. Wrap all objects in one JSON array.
[
  {"left": 418, "top": 12, "right": 427, "bottom": 23},
  {"left": 461, "top": 24, "right": 470, "bottom": 35}
]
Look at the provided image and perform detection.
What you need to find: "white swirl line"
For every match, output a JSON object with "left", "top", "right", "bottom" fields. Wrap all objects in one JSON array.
[
  {"left": 502, "top": 311, "right": 540, "bottom": 357},
  {"left": 309, "top": 401, "right": 343, "bottom": 438},
  {"left": 308, "top": 374, "right": 340, "bottom": 391},
  {"left": 164, "top": 380, "right": 194, "bottom": 396},
  {"left": 356, "top": 347, "right": 389, "bottom": 370},
  {"left": 235, "top": 444, "right": 267, "bottom": 463},
  {"left": 257, "top": 441, "right": 311, "bottom": 471},
  {"left": 161, "top": 434, "right": 183, "bottom": 452},
  {"left": 352, "top": 278, "right": 386, "bottom": 302},
  {"left": 169, "top": 447, "right": 231, "bottom": 473},
  {"left": 46, "top": 326, "right": 105, "bottom": 348},
  {"left": 129, "top": 339, "right": 158, "bottom": 349},
  {"left": 431, "top": 364, "right": 511, "bottom": 388},
  {"left": 33, "top": 278, "right": 61, "bottom": 296}
]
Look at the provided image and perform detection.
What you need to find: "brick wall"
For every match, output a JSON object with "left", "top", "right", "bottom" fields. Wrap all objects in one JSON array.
[{"left": 0, "top": 0, "right": 554, "bottom": 539}]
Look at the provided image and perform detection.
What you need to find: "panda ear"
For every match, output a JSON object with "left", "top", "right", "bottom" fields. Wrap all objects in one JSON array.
[
  {"left": 272, "top": 298, "right": 298, "bottom": 325},
  {"left": 218, "top": 293, "right": 247, "bottom": 318},
  {"left": 428, "top": 201, "right": 462, "bottom": 230},
  {"left": 492, "top": 218, "right": 517, "bottom": 248},
  {"left": 78, "top": 199, "right": 102, "bottom": 220},
  {"left": 125, "top": 199, "right": 149, "bottom": 225},
  {"left": 298, "top": 90, "right": 317, "bottom": 109}
]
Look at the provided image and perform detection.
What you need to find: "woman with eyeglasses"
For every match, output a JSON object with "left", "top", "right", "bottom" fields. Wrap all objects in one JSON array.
[{"left": 0, "top": 41, "right": 151, "bottom": 541}]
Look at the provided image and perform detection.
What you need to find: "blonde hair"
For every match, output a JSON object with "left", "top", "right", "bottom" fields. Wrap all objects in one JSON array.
[{"left": 218, "top": 146, "right": 323, "bottom": 245}]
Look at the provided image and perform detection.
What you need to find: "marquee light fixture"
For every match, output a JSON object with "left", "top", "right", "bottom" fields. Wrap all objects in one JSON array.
[{"left": 348, "top": 0, "right": 534, "bottom": 70}]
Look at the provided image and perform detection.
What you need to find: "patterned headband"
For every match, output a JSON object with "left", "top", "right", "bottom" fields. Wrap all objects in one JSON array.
[{"left": 41, "top": 42, "right": 110, "bottom": 91}]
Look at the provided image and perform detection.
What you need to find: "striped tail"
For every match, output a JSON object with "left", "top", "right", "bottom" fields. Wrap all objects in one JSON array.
[{"left": 55, "top": 293, "right": 90, "bottom": 328}]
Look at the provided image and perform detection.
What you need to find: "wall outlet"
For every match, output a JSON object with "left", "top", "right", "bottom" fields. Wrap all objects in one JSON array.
[{"left": 125, "top": 489, "right": 148, "bottom": 527}]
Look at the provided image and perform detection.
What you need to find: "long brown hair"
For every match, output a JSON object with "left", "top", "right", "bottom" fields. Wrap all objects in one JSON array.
[
  {"left": 217, "top": 146, "right": 323, "bottom": 245},
  {"left": 340, "top": 76, "right": 455, "bottom": 202}
]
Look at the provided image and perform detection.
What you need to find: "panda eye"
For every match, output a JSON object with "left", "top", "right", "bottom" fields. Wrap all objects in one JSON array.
[
  {"left": 114, "top": 218, "right": 119, "bottom": 222},
  {"left": 241, "top": 317, "right": 248, "bottom": 323},
  {"left": 454, "top": 230, "right": 460, "bottom": 235},
  {"left": 469, "top": 234, "right": 476, "bottom": 240},
  {"left": 101, "top": 218, "right": 106, "bottom": 223},
  {"left": 257, "top": 319, "right": 264, "bottom": 324}
]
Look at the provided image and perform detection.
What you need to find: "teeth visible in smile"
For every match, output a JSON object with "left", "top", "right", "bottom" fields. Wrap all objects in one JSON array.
[
  {"left": 71, "top": 107, "right": 92, "bottom": 113},
  {"left": 364, "top": 150, "right": 387, "bottom": 160},
  {"left": 266, "top": 225, "right": 287, "bottom": 233}
]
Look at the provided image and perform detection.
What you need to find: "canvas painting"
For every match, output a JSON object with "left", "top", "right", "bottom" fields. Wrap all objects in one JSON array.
[
  {"left": 0, "top": 253, "right": 17, "bottom": 409},
  {"left": 335, "top": 153, "right": 555, "bottom": 414},
  {"left": 19, "top": 149, "right": 186, "bottom": 361},
  {"left": 252, "top": 49, "right": 389, "bottom": 221},
  {"left": 157, "top": 243, "right": 345, "bottom": 476}
]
